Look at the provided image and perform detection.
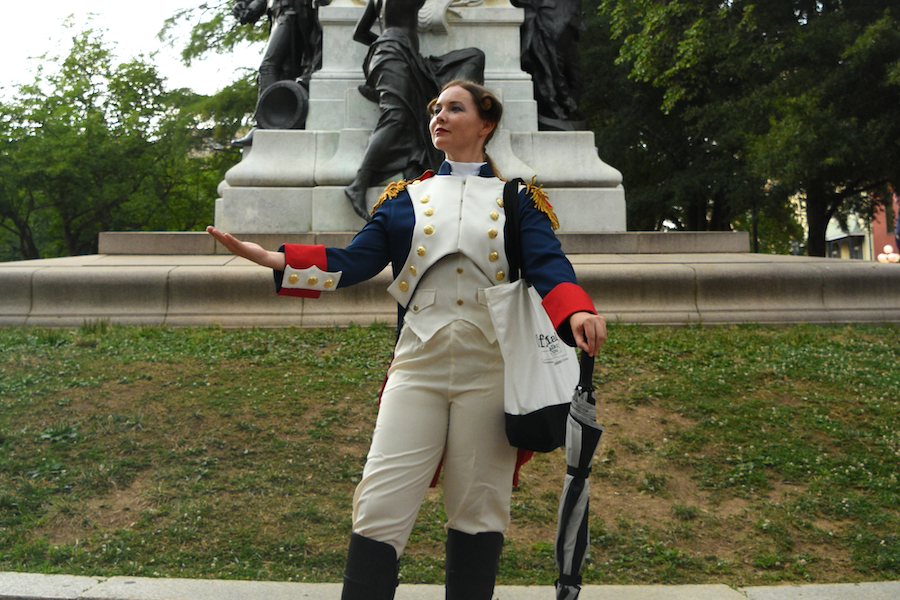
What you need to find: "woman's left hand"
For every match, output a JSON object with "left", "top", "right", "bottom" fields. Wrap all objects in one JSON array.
[{"left": 569, "top": 312, "right": 607, "bottom": 357}]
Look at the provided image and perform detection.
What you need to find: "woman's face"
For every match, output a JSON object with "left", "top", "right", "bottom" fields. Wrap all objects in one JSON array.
[{"left": 429, "top": 85, "right": 495, "bottom": 163}]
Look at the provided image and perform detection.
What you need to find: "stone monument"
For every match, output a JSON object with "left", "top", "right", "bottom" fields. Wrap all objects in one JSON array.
[{"left": 214, "top": 0, "right": 626, "bottom": 234}]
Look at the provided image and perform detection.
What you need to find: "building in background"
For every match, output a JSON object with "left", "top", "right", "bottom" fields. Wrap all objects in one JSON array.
[{"left": 825, "top": 202, "right": 897, "bottom": 260}]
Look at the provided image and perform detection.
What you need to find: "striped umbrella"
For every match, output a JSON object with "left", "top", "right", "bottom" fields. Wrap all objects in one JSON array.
[{"left": 554, "top": 352, "right": 604, "bottom": 600}]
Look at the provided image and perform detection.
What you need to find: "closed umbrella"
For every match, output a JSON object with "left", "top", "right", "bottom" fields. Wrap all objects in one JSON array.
[{"left": 554, "top": 351, "right": 604, "bottom": 600}]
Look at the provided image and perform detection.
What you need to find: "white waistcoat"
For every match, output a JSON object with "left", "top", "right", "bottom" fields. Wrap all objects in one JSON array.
[{"left": 387, "top": 175, "right": 513, "bottom": 343}]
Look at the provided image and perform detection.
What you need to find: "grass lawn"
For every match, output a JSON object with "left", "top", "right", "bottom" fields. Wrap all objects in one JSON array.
[{"left": 1, "top": 322, "right": 899, "bottom": 586}]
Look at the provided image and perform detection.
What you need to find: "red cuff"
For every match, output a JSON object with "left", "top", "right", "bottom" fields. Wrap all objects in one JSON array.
[
  {"left": 285, "top": 244, "right": 326, "bottom": 269},
  {"left": 541, "top": 282, "right": 596, "bottom": 331},
  {"left": 278, "top": 244, "right": 327, "bottom": 298}
]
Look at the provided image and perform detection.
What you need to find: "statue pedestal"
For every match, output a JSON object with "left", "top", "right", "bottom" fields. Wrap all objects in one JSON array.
[{"left": 215, "top": 0, "right": 626, "bottom": 234}]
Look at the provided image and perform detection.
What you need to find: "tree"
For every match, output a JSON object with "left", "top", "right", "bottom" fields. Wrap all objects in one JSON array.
[
  {"left": 161, "top": 1, "right": 268, "bottom": 66},
  {"left": 595, "top": 0, "right": 900, "bottom": 256},
  {"left": 159, "top": 1, "right": 272, "bottom": 150},
  {"left": 581, "top": 4, "right": 782, "bottom": 254},
  {"left": 0, "top": 26, "right": 241, "bottom": 260}
]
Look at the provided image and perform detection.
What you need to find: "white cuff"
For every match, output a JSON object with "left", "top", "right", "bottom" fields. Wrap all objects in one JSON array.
[{"left": 282, "top": 265, "right": 342, "bottom": 292}]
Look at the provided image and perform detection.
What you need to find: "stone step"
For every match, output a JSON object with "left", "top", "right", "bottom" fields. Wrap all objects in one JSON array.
[
  {"left": 3, "top": 250, "right": 899, "bottom": 328},
  {"left": 98, "top": 231, "right": 751, "bottom": 256}
]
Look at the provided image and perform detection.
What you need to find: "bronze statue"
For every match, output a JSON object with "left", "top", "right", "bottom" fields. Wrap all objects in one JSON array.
[
  {"left": 232, "top": 0, "right": 328, "bottom": 146},
  {"left": 345, "top": 0, "right": 485, "bottom": 220},
  {"left": 512, "top": 0, "right": 587, "bottom": 131}
]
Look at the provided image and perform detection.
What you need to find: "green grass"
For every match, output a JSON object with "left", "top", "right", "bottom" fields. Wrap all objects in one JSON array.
[{"left": 1, "top": 322, "right": 899, "bottom": 586}]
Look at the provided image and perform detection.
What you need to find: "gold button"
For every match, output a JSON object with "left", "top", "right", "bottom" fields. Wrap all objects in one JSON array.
[
  {"left": 424, "top": 225, "right": 434, "bottom": 235},
  {"left": 288, "top": 274, "right": 299, "bottom": 285},
  {"left": 497, "top": 198, "right": 504, "bottom": 208},
  {"left": 457, "top": 299, "right": 464, "bottom": 306},
  {"left": 457, "top": 267, "right": 463, "bottom": 274},
  {"left": 409, "top": 265, "right": 417, "bottom": 276},
  {"left": 307, "top": 276, "right": 318, "bottom": 286},
  {"left": 424, "top": 207, "right": 434, "bottom": 217},
  {"left": 489, "top": 252, "right": 499, "bottom": 262},
  {"left": 490, "top": 211, "right": 499, "bottom": 221},
  {"left": 420, "top": 195, "right": 430, "bottom": 203},
  {"left": 488, "top": 228, "right": 498, "bottom": 239},
  {"left": 417, "top": 246, "right": 426, "bottom": 257},
  {"left": 413, "top": 304, "right": 419, "bottom": 312},
  {"left": 399, "top": 281, "right": 409, "bottom": 292},
  {"left": 324, "top": 279, "right": 335, "bottom": 288},
  {"left": 496, "top": 270, "right": 506, "bottom": 281}
]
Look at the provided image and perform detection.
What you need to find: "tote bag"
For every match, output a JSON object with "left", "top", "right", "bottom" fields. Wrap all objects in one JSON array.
[{"left": 485, "top": 278, "right": 579, "bottom": 452}]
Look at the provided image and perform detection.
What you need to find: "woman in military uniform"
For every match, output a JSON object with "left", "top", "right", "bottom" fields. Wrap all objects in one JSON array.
[{"left": 207, "top": 80, "right": 606, "bottom": 600}]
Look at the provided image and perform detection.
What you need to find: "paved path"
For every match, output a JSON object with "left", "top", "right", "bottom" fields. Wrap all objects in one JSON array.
[{"left": 2, "top": 572, "right": 899, "bottom": 600}]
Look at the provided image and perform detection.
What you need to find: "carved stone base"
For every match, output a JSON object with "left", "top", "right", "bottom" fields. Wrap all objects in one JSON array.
[
  {"left": 216, "top": 181, "right": 625, "bottom": 233},
  {"left": 215, "top": 0, "right": 626, "bottom": 234},
  {"left": 216, "top": 129, "right": 626, "bottom": 233}
]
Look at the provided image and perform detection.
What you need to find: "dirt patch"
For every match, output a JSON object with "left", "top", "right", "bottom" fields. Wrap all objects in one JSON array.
[
  {"left": 38, "top": 474, "right": 152, "bottom": 545},
  {"left": 508, "top": 398, "right": 706, "bottom": 543}
]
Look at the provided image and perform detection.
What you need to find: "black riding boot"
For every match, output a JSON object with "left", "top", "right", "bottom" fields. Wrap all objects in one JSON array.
[
  {"left": 445, "top": 529, "right": 504, "bottom": 600},
  {"left": 341, "top": 533, "right": 399, "bottom": 600}
]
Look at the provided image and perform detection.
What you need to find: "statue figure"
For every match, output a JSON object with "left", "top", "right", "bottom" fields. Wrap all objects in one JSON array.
[
  {"left": 232, "top": 0, "right": 329, "bottom": 146},
  {"left": 417, "top": 0, "right": 483, "bottom": 35},
  {"left": 512, "top": 0, "right": 587, "bottom": 131},
  {"left": 344, "top": 0, "right": 486, "bottom": 220}
]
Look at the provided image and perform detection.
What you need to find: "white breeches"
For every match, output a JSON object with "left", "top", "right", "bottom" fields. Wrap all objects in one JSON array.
[{"left": 351, "top": 319, "right": 518, "bottom": 556}]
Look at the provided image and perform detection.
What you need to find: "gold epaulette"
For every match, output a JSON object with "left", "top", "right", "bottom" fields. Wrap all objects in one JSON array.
[
  {"left": 371, "top": 171, "right": 436, "bottom": 215},
  {"left": 526, "top": 176, "right": 559, "bottom": 230},
  {"left": 371, "top": 180, "right": 408, "bottom": 215}
]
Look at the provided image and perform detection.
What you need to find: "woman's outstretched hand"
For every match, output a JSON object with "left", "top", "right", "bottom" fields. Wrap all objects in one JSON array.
[
  {"left": 206, "top": 226, "right": 286, "bottom": 271},
  {"left": 569, "top": 311, "right": 607, "bottom": 357}
]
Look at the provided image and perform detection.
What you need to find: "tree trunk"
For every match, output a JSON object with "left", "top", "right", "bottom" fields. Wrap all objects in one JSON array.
[
  {"left": 805, "top": 187, "right": 830, "bottom": 257},
  {"left": 19, "top": 229, "right": 40, "bottom": 260},
  {"left": 3, "top": 215, "right": 41, "bottom": 260},
  {"left": 751, "top": 204, "right": 759, "bottom": 253},
  {"left": 709, "top": 191, "right": 732, "bottom": 231}
]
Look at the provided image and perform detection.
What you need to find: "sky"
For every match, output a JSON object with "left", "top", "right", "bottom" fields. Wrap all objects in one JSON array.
[{"left": 0, "top": 1, "right": 261, "bottom": 99}]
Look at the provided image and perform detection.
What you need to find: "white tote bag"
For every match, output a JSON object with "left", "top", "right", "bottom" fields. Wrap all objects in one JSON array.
[{"left": 485, "top": 279, "right": 579, "bottom": 452}]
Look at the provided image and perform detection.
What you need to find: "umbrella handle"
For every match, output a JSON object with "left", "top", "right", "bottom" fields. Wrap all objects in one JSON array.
[{"left": 578, "top": 350, "right": 594, "bottom": 390}]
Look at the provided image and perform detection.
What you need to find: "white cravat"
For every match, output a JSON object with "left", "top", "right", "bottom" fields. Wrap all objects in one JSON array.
[{"left": 447, "top": 160, "right": 486, "bottom": 178}]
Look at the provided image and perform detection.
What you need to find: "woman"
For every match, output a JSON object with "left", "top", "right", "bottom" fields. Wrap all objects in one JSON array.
[{"left": 207, "top": 80, "right": 607, "bottom": 600}]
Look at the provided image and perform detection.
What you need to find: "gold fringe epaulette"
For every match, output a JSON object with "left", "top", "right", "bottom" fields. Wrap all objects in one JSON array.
[
  {"left": 371, "top": 180, "right": 408, "bottom": 214},
  {"left": 371, "top": 171, "right": 436, "bottom": 215},
  {"left": 526, "top": 176, "right": 559, "bottom": 230}
]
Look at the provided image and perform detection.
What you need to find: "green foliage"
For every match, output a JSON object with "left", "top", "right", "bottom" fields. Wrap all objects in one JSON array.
[
  {"left": 161, "top": 1, "right": 269, "bottom": 65},
  {"left": 159, "top": 2, "right": 262, "bottom": 140},
  {"left": 583, "top": 5, "right": 776, "bottom": 238},
  {"left": 159, "top": 2, "right": 267, "bottom": 146},
  {"left": 589, "top": 1, "right": 900, "bottom": 255},
  {"left": 2, "top": 323, "right": 900, "bottom": 585},
  {"left": 730, "top": 202, "right": 807, "bottom": 255},
  {"left": 0, "top": 23, "right": 245, "bottom": 261}
]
